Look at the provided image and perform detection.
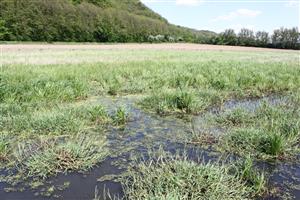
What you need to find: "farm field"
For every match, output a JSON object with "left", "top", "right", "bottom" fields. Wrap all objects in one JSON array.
[{"left": 0, "top": 44, "right": 299, "bottom": 199}]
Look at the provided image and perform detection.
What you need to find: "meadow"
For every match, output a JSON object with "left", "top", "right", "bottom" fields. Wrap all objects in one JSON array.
[{"left": 0, "top": 44, "right": 299, "bottom": 199}]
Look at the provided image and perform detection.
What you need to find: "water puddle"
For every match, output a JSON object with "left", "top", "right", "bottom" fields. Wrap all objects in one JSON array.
[{"left": 0, "top": 95, "right": 298, "bottom": 199}]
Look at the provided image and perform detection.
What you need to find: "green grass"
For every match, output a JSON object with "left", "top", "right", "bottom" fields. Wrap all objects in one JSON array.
[
  {"left": 121, "top": 151, "right": 266, "bottom": 200},
  {"left": 112, "top": 106, "right": 129, "bottom": 126},
  {"left": 0, "top": 74, "right": 87, "bottom": 103},
  {"left": 1, "top": 50, "right": 299, "bottom": 102},
  {"left": 209, "top": 94, "right": 300, "bottom": 159},
  {"left": 0, "top": 48, "right": 299, "bottom": 195},
  {"left": 0, "top": 105, "right": 111, "bottom": 135},
  {"left": 0, "top": 133, "right": 10, "bottom": 161},
  {"left": 140, "top": 89, "right": 225, "bottom": 115},
  {"left": 0, "top": 103, "right": 117, "bottom": 184},
  {"left": 21, "top": 133, "right": 108, "bottom": 179},
  {"left": 235, "top": 156, "right": 266, "bottom": 195}
]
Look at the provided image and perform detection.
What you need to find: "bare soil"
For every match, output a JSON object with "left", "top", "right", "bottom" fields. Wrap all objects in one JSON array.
[{"left": 1, "top": 43, "right": 298, "bottom": 52}]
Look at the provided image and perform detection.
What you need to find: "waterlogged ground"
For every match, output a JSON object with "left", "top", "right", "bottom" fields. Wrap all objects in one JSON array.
[
  {"left": 0, "top": 44, "right": 299, "bottom": 199},
  {"left": 0, "top": 95, "right": 298, "bottom": 199}
]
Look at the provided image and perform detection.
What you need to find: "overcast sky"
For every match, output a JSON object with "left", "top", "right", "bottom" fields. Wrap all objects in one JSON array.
[{"left": 141, "top": 0, "right": 300, "bottom": 33}]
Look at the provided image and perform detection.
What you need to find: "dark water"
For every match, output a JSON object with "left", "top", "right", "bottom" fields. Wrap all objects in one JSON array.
[{"left": 0, "top": 95, "right": 299, "bottom": 200}]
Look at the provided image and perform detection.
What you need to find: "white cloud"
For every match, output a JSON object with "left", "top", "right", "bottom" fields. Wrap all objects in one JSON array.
[
  {"left": 237, "top": 9, "right": 262, "bottom": 17},
  {"left": 285, "top": 1, "right": 299, "bottom": 7},
  {"left": 211, "top": 9, "right": 262, "bottom": 22},
  {"left": 176, "top": 0, "right": 204, "bottom": 6}
]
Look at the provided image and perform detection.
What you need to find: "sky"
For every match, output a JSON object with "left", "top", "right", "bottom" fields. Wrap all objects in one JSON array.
[{"left": 141, "top": 0, "right": 300, "bottom": 33}]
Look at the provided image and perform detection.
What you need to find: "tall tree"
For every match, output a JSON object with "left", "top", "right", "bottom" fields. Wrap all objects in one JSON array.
[
  {"left": 0, "top": 19, "right": 9, "bottom": 40},
  {"left": 238, "top": 28, "right": 255, "bottom": 46},
  {"left": 255, "top": 31, "right": 269, "bottom": 47},
  {"left": 218, "top": 29, "right": 237, "bottom": 45},
  {"left": 272, "top": 27, "right": 299, "bottom": 49}
]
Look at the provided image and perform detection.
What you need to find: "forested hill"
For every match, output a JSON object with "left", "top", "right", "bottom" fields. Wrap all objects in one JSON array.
[{"left": 0, "top": 0, "right": 215, "bottom": 42}]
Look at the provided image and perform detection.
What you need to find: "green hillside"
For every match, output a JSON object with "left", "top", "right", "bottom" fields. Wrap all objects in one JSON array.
[{"left": 0, "top": 0, "right": 214, "bottom": 42}]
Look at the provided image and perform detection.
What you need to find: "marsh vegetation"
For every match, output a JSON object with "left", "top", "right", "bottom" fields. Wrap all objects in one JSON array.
[{"left": 0, "top": 46, "right": 299, "bottom": 199}]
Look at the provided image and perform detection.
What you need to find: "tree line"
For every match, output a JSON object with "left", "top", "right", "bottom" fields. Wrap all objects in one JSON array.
[
  {"left": 198, "top": 27, "right": 300, "bottom": 50},
  {"left": 0, "top": 0, "right": 299, "bottom": 50},
  {"left": 0, "top": 0, "right": 206, "bottom": 43}
]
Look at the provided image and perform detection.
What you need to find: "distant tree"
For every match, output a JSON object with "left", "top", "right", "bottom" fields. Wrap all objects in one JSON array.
[
  {"left": 1, "top": 0, "right": 206, "bottom": 43},
  {"left": 238, "top": 28, "right": 255, "bottom": 46},
  {"left": 218, "top": 29, "right": 237, "bottom": 45},
  {"left": 272, "top": 27, "right": 300, "bottom": 49},
  {"left": 0, "top": 0, "right": 298, "bottom": 49},
  {"left": 285, "top": 27, "right": 299, "bottom": 49},
  {"left": 0, "top": 19, "right": 9, "bottom": 40},
  {"left": 272, "top": 28, "right": 282, "bottom": 48},
  {"left": 255, "top": 31, "right": 269, "bottom": 47}
]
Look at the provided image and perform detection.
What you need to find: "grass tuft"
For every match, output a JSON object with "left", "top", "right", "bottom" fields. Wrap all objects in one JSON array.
[
  {"left": 215, "top": 108, "right": 252, "bottom": 126},
  {"left": 122, "top": 151, "right": 265, "bottom": 200},
  {"left": 18, "top": 133, "right": 108, "bottom": 179},
  {"left": 0, "top": 134, "right": 10, "bottom": 161},
  {"left": 113, "top": 106, "right": 129, "bottom": 126},
  {"left": 235, "top": 155, "right": 266, "bottom": 195},
  {"left": 208, "top": 96, "right": 300, "bottom": 159}
]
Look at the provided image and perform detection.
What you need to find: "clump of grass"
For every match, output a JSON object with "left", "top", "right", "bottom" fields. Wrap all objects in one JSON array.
[
  {"left": 140, "top": 90, "right": 196, "bottom": 115},
  {"left": 212, "top": 97, "right": 300, "bottom": 159},
  {"left": 0, "top": 134, "right": 10, "bottom": 161},
  {"left": 1, "top": 105, "right": 111, "bottom": 135},
  {"left": 141, "top": 91, "right": 197, "bottom": 115},
  {"left": 215, "top": 108, "right": 253, "bottom": 126},
  {"left": 1, "top": 110, "right": 83, "bottom": 135},
  {"left": 140, "top": 90, "right": 223, "bottom": 116},
  {"left": 0, "top": 103, "right": 25, "bottom": 117},
  {"left": 108, "top": 84, "right": 120, "bottom": 96},
  {"left": 112, "top": 106, "right": 129, "bottom": 126},
  {"left": 222, "top": 128, "right": 288, "bottom": 159},
  {"left": 175, "top": 90, "right": 196, "bottom": 113},
  {"left": 262, "top": 133, "right": 286, "bottom": 156},
  {"left": 122, "top": 151, "right": 265, "bottom": 200},
  {"left": 234, "top": 156, "right": 266, "bottom": 195},
  {"left": 16, "top": 133, "right": 108, "bottom": 179},
  {"left": 85, "top": 105, "right": 110, "bottom": 124},
  {"left": 1, "top": 74, "right": 87, "bottom": 104},
  {"left": 156, "top": 100, "right": 169, "bottom": 115},
  {"left": 31, "top": 112, "right": 83, "bottom": 135}
]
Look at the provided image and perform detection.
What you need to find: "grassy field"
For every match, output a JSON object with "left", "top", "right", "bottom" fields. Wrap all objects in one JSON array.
[{"left": 0, "top": 44, "right": 299, "bottom": 199}]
